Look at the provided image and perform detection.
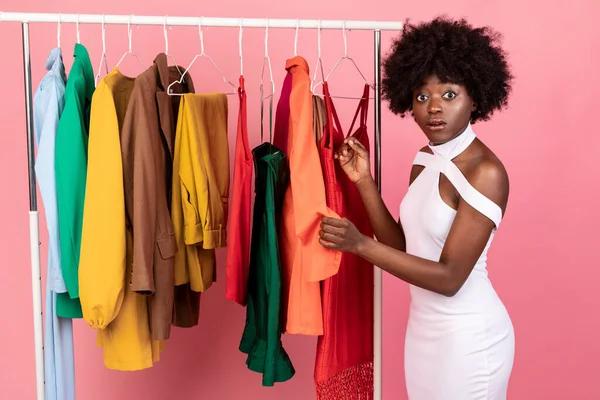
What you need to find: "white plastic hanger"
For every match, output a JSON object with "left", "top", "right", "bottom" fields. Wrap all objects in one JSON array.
[
  {"left": 260, "top": 17, "right": 276, "bottom": 143},
  {"left": 76, "top": 13, "right": 80, "bottom": 44},
  {"left": 294, "top": 18, "right": 299, "bottom": 56},
  {"left": 239, "top": 17, "right": 243, "bottom": 76},
  {"left": 163, "top": 16, "right": 183, "bottom": 78},
  {"left": 115, "top": 15, "right": 146, "bottom": 70},
  {"left": 167, "top": 16, "right": 236, "bottom": 96},
  {"left": 324, "top": 21, "right": 374, "bottom": 100},
  {"left": 57, "top": 13, "right": 61, "bottom": 48},
  {"left": 94, "top": 14, "right": 109, "bottom": 85},
  {"left": 311, "top": 20, "right": 326, "bottom": 94}
]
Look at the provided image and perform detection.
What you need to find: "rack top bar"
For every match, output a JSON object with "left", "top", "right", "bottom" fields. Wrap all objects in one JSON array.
[{"left": 0, "top": 12, "right": 403, "bottom": 31}]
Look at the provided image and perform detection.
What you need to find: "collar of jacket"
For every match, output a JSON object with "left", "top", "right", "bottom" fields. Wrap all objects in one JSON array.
[
  {"left": 46, "top": 47, "right": 67, "bottom": 83},
  {"left": 285, "top": 55, "right": 309, "bottom": 74},
  {"left": 153, "top": 53, "right": 195, "bottom": 94},
  {"left": 73, "top": 43, "right": 96, "bottom": 102},
  {"left": 152, "top": 53, "right": 196, "bottom": 156}
]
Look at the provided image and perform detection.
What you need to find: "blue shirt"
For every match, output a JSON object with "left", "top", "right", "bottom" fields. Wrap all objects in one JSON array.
[{"left": 34, "top": 47, "right": 76, "bottom": 400}]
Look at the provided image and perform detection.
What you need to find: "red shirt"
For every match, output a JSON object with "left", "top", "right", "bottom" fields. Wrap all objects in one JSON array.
[{"left": 225, "top": 76, "right": 253, "bottom": 305}]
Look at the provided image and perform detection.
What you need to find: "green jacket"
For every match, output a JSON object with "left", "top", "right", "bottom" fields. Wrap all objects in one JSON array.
[{"left": 55, "top": 43, "right": 95, "bottom": 318}]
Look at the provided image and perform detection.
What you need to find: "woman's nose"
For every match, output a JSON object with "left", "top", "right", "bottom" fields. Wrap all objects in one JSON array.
[{"left": 428, "top": 97, "right": 442, "bottom": 114}]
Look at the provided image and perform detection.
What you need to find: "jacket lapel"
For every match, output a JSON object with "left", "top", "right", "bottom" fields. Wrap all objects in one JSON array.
[{"left": 154, "top": 53, "right": 196, "bottom": 158}]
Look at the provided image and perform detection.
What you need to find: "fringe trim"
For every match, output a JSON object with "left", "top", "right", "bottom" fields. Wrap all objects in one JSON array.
[{"left": 315, "top": 362, "right": 374, "bottom": 400}]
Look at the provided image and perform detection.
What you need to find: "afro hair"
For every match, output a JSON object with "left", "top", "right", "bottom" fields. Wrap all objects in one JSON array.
[{"left": 381, "top": 16, "right": 514, "bottom": 123}]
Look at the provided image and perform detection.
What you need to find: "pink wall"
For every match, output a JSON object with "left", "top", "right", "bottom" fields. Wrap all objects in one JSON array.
[{"left": 0, "top": 1, "right": 598, "bottom": 399}]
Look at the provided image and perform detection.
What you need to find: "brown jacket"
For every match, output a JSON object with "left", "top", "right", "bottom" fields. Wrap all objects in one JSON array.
[{"left": 120, "top": 54, "right": 198, "bottom": 340}]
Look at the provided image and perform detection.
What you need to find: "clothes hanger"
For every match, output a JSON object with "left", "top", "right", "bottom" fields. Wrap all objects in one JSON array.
[
  {"left": 311, "top": 20, "right": 326, "bottom": 95},
  {"left": 115, "top": 14, "right": 146, "bottom": 70},
  {"left": 163, "top": 16, "right": 184, "bottom": 79},
  {"left": 94, "top": 14, "right": 109, "bottom": 86},
  {"left": 260, "top": 17, "right": 276, "bottom": 144},
  {"left": 57, "top": 13, "right": 61, "bottom": 48},
  {"left": 167, "top": 17, "right": 237, "bottom": 96},
  {"left": 294, "top": 18, "right": 299, "bottom": 57},
  {"left": 239, "top": 18, "right": 243, "bottom": 77},
  {"left": 323, "top": 21, "right": 374, "bottom": 100},
  {"left": 76, "top": 13, "right": 80, "bottom": 44}
]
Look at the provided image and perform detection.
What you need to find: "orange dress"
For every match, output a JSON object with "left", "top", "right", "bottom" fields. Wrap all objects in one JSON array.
[{"left": 278, "top": 56, "right": 342, "bottom": 336}]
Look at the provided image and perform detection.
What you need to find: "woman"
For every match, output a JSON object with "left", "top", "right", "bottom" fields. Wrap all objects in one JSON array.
[{"left": 319, "top": 16, "right": 515, "bottom": 399}]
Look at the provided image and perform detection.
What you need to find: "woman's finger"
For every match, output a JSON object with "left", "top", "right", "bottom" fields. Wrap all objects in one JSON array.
[
  {"left": 319, "top": 238, "right": 337, "bottom": 249},
  {"left": 320, "top": 231, "right": 343, "bottom": 244},
  {"left": 347, "top": 138, "right": 369, "bottom": 158},
  {"left": 321, "top": 222, "right": 346, "bottom": 237},
  {"left": 321, "top": 217, "right": 349, "bottom": 228}
]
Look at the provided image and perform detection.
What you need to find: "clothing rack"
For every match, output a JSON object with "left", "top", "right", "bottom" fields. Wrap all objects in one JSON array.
[{"left": 1, "top": 12, "right": 403, "bottom": 400}]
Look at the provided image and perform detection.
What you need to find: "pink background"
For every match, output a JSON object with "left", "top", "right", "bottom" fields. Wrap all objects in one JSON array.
[{"left": 0, "top": 1, "right": 598, "bottom": 399}]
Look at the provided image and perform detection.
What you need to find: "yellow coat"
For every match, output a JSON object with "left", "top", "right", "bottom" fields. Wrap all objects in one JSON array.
[
  {"left": 172, "top": 93, "right": 229, "bottom": 292},
  {"left": 79, "top": 68, "right": 162, "bottom": 371}
]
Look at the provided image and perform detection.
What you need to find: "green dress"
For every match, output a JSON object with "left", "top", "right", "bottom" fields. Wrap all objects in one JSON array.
[
  {"left": 54, "top": 43, "right": 95, "bottom": 318},
  {"left": 239, "top": 142, "right": 295, "bottom": 386}
]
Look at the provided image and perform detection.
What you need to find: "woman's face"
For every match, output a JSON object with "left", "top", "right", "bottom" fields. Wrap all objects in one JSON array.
[{"left": 412, "top": 74, "right": 476, "bottom": 145}]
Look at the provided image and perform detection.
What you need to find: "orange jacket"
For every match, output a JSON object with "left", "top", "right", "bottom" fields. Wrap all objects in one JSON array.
[{"left": 280, "top": 56, "right": 342, "bottom": 336}]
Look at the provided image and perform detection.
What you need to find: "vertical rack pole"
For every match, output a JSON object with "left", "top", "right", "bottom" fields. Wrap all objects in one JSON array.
[
  {"left": 22, "top": 21, "right": 45, "bottom": 400},
  {"left": 373, "top": 29, "right": 383, "bottom": 400}
]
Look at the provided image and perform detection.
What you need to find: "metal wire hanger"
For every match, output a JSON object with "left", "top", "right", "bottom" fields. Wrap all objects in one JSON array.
[
  {"left": 260, "top": 17, "right": 276, "bottom": 144},
  {"left": 75, "top": 13, "right": 80, "bottom": 44},
  {"left": 163, "top": 16, "right": 184, "bottom": 79},
  {"left": 324, "top": 20, "right": 374, "bottom": 100},
  {"left": 310, "top": 20, "right": 326, "bottom": 95},
  {"left": 94, "top": 14, "right": 109, "bottom": 85},
  {"left": 239, "top": 17, "right": 244, "bottom": 77},
  {"left": 115, "top": 14, "right": 146, "bottom": 70},
  {"left": 168, "top": 16, "right": 237, "bottom": 96},
  {"left": 57, "top": 13, "right": 61, "bottom": 48}
]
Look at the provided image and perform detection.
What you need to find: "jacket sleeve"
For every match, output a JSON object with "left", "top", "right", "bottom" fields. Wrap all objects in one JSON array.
[
  {"left": 288, "top": 71, "right": 342, "bottom": 283},
  {"left": 179, "top": 95, "right": 229, "bottom": 250},
  {"left": 121, "top": 85, "right": 157, "bottom": 295},
  {"left": 171, "top": 98, "right": 190, "bottom": 286},
  {"left": 178, "top": 101, "right": 204, "bottom": 247},
  {"left": 33, "top": 78, "right": 68, "bottom": 295},
  {"left": 55, "top": 76, "right": 88, "bottom": 300},
  {"left": 79, "top": 80, "right": 126, "bottom": 329}
]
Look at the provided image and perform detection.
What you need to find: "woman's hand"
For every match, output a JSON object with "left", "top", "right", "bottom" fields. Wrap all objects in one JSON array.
[
  {"left": 335, "top": 137, "right": 372, "bottom": 185},
  {"left": 319, "top": 216, "right": 367, "bottom": 254}
]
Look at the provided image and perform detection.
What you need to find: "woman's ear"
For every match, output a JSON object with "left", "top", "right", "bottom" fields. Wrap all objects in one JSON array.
[{"left": 472, "top": 101, "right": 477, "bottom": 112}]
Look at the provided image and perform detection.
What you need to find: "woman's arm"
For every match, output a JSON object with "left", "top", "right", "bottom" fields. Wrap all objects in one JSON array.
[
  {"left": 336, "top": 138, "right": 411, "bottom": 251},
  {"left": 354, "top": 177, "right": 406, "bottom": 251},
  {"left": 320, "top": 159, "right": 508, "bottom": 297}
]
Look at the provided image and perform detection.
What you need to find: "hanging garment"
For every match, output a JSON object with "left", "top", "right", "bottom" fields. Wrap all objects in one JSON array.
[
  {"left": 314, "top": 82, "right": 374, "bottom": 399},
  {"left": 239, "top": 142, "right": 295, "bottom": 386},
  {"left": 55, "top": 42, "right": 95, "bottom": 319},
  {"left": 312, "top": 95, "right": 327, "bottom": 143},
  {"left": 34, "top": 47, "right": 75, "bottom": 400},
  {"left": 121, "top": 54, "right": 186, "bottom": 341},
  {"left": 399, "top": 123, "right": 514, "bottom": 399},
  {"left": 79, "top": 67, "right": 163, "bottom": 371},
  {"left": 172, "top": 93, "right": 229, "bottom": 293},
  {"left": 225, "top": 76, "right": 253, "bottom": 306},
  {"left": 164, "top": 72, "right": 201, "bottom": 329},
  {"left": 95, "top": 229, "right": 164, "bottom": 371},
  {"left": 278, "top": 56, "right": 342, "bottom": 336},
  {"left": 272, "top": 71, "right": 292, "bottom": 156}
]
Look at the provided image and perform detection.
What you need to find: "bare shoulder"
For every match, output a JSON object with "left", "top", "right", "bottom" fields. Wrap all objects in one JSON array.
[
  {"left": 408, "top": 145, "right": 432, "bottom": 185},
  {"left": 464, "top": 140, "right": 510, "bottom": 214}
]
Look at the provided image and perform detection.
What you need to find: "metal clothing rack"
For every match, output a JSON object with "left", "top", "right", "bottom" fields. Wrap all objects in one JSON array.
[{"left": 0, "top": 12, "right": 403, "bottom": 400}]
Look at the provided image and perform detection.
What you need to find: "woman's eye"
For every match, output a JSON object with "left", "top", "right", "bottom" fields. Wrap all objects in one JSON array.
[
  {"left": 443, "top": 91, "right": 457, "bottom": 99},
  {"left": 416, "top": 94, "right": 428, "bottom": 102}
]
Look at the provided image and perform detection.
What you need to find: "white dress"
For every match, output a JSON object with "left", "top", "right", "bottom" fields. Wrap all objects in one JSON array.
[{"left": 399, "top": 123, "right": 515, "bottom": 400}]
